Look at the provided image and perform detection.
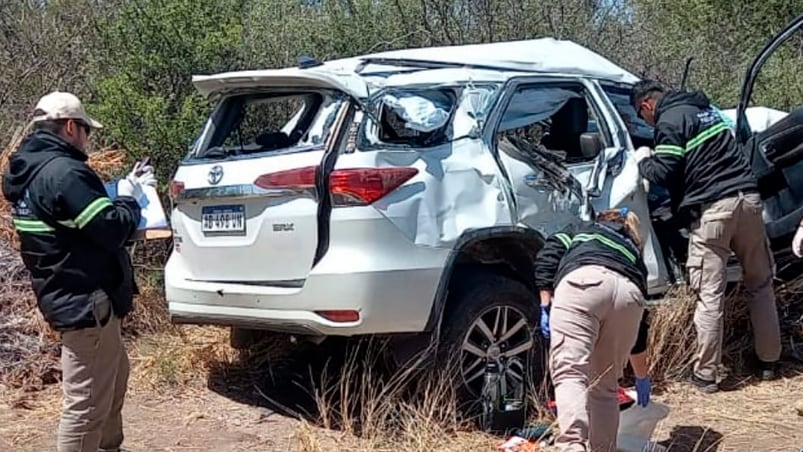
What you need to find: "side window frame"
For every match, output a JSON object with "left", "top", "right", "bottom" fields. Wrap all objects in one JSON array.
[
  {"left": 356, "top": 86, "right": 461, "bottom": 151},
  {"left": 486, "top": 77, "right": 617, "bottom": 167},
  {"left": 596, "top": 81, "right": 656, "bottom": 151}
]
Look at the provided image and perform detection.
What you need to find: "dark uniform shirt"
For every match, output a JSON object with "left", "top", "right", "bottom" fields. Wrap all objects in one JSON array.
[
  {"left": 2, "top": 131, "right": 141, "bottom": 331},
  {"left": 638, "top": 91, "right": 757, "bottom": 222},
  {"left": 535, "top": 220, "right": 650, "bottom": 354}
]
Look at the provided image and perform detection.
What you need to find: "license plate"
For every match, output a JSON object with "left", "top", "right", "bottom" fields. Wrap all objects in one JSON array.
[{"left": 201, "top": 205, "right": 245, "bottom": 234}]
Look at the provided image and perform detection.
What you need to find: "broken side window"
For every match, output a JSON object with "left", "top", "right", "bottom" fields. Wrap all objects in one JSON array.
[
  {"left": 360, "top": 88, "right": 457, "bottom": 148},
  {"left": 496, "top": 84, "right": 610, "bottom": 165}
]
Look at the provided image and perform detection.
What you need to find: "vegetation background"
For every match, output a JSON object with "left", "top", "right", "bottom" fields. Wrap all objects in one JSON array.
[{"left": 1, "top": 0, "right": 802, "bottom": 184}]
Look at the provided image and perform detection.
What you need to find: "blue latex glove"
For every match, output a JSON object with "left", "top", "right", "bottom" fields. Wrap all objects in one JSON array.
[
  {"left": 635, "top": 377, "right": 651, "bottom": 407},
  {"left": 540, "top": 305, "right": 550, "bottom": 340}
]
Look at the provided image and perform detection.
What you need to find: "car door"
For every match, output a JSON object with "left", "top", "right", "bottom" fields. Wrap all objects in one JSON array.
[
  {"left": 485, "top": 76, "right": 601, "bottom": 241},
  {"left": 585, "top": 80, "right": 672, "bottom": 294},
  {"left": 734, "top": 13, "right": 803, "bottom": 280}
]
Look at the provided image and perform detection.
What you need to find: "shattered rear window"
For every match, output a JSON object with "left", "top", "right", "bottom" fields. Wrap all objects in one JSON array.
[{"left": 189, "top": 91, "right": 344, "bottom": 160}]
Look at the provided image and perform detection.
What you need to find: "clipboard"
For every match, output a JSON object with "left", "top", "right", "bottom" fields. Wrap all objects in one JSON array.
[{"left": 104, "top": 181, "right": 172, "bottom": 241}]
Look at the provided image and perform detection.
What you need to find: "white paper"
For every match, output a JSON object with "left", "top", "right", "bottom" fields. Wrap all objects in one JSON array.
[{"left": 104, "top": 181, "right": 169, "bottom": 232}]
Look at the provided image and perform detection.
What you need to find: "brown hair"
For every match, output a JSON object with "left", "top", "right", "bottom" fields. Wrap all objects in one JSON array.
[{"left": 596, "top": 208, "right": 643, "bottom": 252}]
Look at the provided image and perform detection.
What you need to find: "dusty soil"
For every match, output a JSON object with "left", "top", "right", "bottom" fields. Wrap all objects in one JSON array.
[
  {"left": 2, "top": 371, "right": 802, "bottom": 452},
  {"left": 653, "top": 374, "right": 803, "bottom": 451},
  {"left": 0, "top": 389, "right": 290, "bottom": 451},
  {"left": 3, "top": 386, "right": 802, "bottom": 451}
]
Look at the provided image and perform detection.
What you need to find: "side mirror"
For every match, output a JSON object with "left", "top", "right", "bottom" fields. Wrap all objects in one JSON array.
[{"left": 579, "top": 132, "right": 604, "bottom": 160}]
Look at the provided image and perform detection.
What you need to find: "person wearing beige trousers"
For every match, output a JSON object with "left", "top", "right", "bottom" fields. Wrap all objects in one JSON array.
[
  {"left": 632, "top": 80, "right": 781, "bottom": 391},
  {"left": 535, "top": 208, "right": 651, "bottom": 452}
]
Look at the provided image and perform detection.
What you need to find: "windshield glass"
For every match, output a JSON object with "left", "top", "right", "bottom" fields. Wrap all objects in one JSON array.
[{"left": 189, "top": 91, "right": 344, "bottom": 160}]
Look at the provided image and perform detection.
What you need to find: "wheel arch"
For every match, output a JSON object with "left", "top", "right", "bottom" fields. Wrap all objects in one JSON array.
[{"left": 423, "top": 226, "right": 546, "bottom": 333}]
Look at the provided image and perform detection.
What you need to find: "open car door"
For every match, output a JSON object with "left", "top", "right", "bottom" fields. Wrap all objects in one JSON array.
[{"left": 735, "top": 13, "right": 803, "bottom": 280}]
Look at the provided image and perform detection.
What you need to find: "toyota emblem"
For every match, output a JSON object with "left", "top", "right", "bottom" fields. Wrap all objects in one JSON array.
[{"left": 208, "top": 165, "right": 223, "bottom": 185}]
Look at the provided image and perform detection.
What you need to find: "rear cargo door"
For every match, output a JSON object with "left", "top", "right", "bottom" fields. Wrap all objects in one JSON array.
[
  {"left": 169, "top": 70, "right": 365, "bottom": 285},
  {"left": 734, "top": 13, "right": 803, "bottom": 261}
]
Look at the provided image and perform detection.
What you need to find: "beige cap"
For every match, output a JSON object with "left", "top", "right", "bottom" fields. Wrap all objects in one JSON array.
[{"left": 32, "top": 91, "right": 103, "bottom": 129}]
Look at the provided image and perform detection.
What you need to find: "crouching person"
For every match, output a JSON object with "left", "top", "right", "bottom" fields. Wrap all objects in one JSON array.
[
  {"left": 1, "top": 92, "right": 156, "bottom": 452},
  {"left": 535, "top": 208, "right": 651, "bottom": 452}
]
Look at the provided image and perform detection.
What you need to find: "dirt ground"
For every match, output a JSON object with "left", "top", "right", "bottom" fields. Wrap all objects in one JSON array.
[
  {"left": 1, "top": 335, "right": 802, "bottom": 452},
  {"left": 3, "top": 380, "right": 803, "bottom": 451}
]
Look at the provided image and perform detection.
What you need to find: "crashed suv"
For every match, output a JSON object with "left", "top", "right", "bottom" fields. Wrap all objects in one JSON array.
[{"left": 166, "top": 19, "right": 803, "bottom": 422}]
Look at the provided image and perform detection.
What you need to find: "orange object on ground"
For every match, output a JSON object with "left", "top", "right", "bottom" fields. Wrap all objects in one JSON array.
[{"left": 497, "top": 435, "right": 540, "bottom": 452}]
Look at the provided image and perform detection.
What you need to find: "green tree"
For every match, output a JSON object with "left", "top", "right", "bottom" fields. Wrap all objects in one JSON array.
[
  {"left": 90, "top": 0, "right": 246, "bottom": 181},
  {"left": 627, "top": 0, "right": 803, "bottom": 109}
]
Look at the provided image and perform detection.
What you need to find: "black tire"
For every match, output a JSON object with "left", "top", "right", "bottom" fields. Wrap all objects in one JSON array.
[{"left": 439, "top": 270, "right": 548, "bottom": 432}]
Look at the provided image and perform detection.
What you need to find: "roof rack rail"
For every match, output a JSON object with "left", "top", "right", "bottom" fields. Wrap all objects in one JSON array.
[{"left": 354, "top": 57, "right": 535, "bottom": 75}]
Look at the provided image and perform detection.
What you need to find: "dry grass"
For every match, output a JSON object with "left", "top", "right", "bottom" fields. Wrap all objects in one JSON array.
[
  {"left": 128, "top": 331, "right": 501, "bottom": 452},
  {"left": 0, "top": 240, "right": 59, "bottom": 392},
  {"left": 646, "top": 279, "right": 803, "bottom": 384},
  {"left": 130, "top": 327, "right": 237, "bottom": 390},
  {"left": 300, "top": 339, "right": 500, "bottom": 452},
  {"left": 646, "top": 287, "right": 703, "bottom": 382}
]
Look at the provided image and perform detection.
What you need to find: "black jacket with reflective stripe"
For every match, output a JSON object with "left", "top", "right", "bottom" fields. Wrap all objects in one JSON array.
[
  {"left": 638, "top": 91, "right": 757, "bottom": 222},
  {"left": 535, "top": 220, "right": 648, "bottom": 296},
  {"left": 534, "top": 220, "right": 649, "bottom": 354},
  {"left": 1, "top": 131, "right": 141, "bottom": 331}
]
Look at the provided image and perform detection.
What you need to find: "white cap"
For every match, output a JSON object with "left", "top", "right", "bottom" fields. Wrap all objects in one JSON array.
[{"left": 32, "top": 91, "right": 103, "bottom": 129}]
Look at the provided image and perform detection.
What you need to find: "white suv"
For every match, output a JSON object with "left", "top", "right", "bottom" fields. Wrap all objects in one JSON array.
[{"left": 166, "top": 32, "right": 803, "bottom": 419}]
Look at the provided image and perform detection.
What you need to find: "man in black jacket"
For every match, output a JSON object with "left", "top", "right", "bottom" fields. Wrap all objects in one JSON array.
[
  {"left": 2, "top": 91, "right": 156, "bottom": 452},
  {"left": 631, "top": 80, "right": 781, "bottom": 393}
]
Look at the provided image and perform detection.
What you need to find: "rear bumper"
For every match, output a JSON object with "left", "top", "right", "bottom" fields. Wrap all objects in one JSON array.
[
  {"left": 165, "top": 260, "right": 446, "bottom": 337},
  {"left": 169, "top": 302, "right": 339, "bottom": 336}
]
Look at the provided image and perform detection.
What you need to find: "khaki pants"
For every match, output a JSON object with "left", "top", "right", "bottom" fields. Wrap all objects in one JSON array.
[
  {"left": 550, "top": 265, "right": 644, "bottom": 452},
  {"left": 58, "top": 291, "right": 129, "bottom": 452},
  {"left": 687, "top": 192, "right": 782, "bottom": 381}
]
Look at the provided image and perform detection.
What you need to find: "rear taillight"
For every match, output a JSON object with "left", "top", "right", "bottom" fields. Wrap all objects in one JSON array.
[
  {"left": 254, "top": 166, "right": 418, "bottom": 206},
  {"left": 316, "top": 310, "right": 360, "bottom": 323},
  {"left": 330, "top": 167, "right": 418, "bottom": 206},
  {"left": 254, "top": 166, "right": 318, "bottom": 191},
  {"left": 169, "top": 180, "right": 185, "bottom": 202}
]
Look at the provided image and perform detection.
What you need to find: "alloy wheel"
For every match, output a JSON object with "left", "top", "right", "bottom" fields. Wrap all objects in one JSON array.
[{"left": 460, "top": 305, "right": 534, "bottom": 398}]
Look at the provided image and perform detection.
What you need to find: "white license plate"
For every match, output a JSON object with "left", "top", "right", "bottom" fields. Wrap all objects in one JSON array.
[{"left": 201, "top": 205, "right": 245, "bottom": 234}]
